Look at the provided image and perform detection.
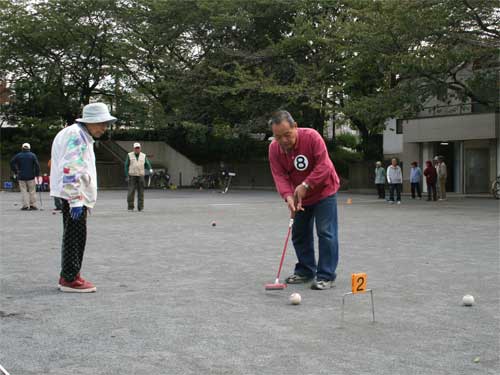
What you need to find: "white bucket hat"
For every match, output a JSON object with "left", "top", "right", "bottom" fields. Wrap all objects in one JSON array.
[
  {"left": 133, "top": 142, "right": 141, "bottom": 148},
  {"left": 22, "top": 143, "right": 31, "bottom": 149},
  {"left": 76, "top": 103, "right": 117, "bottom": 124}
]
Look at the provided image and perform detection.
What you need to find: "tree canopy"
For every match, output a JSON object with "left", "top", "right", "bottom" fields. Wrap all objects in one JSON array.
[{"left": 1, "top": 0, "right": 497, "bottom": 160}]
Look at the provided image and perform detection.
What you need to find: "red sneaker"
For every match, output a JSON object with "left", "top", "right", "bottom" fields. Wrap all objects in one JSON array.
[
  {"left": 57, "top": 273, "right": 82, "bottom": 288},
  {"left": 58, "top": 275, "right": 96, "bottom": 293}
]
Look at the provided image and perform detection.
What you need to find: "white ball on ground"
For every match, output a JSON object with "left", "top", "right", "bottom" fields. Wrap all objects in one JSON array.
[
  {"left": 462, "top": 295, "right": 475, "bottom": 306},
  {"left": 289, "top": 292, "right": 301, "bottom": 305}
]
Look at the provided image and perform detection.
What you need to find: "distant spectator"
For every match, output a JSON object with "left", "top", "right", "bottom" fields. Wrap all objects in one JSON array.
[
  {"left": 410, "top": 161, "right": 422, "bottom": 199},
  {"left": 437, "top": 156, "right": 447, "bottom": 200},
  {"left": 374, "top": 161, "right": 386, "bottom": 199},
  {"left": 10, "top": 143, "right": 41, "bottom": 210},
  {"left": 387, "top": 158, "right": 402, "bottom": 204},
  {"left": 423, "top": 160, "right": 437, "bottom": 201},
  {"left": 124, "top": 142, "right": 153, "bottom": 211},
  {"left": 433, "top": 156, "right": 440, "bottom": 196},
  {"left": 42, "top": 174, "right": 50, "bottom": 191}
]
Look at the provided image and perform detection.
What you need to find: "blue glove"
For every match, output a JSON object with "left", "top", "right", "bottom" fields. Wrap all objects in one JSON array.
[{"left": 70, "top": 206, "right": 84, "bottom": 221}]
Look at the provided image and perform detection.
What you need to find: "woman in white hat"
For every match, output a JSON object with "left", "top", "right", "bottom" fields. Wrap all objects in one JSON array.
[{"left": 50, "top": 103, "right": 117, "bottom": 292}]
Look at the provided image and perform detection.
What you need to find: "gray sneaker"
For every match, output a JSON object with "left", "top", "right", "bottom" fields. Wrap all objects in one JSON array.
[
  {"left": 311, "top": 280, "right": 335, "bottom": 290},
  {"left": 285, "top": 274, "right": 314, "bottom": 284}
]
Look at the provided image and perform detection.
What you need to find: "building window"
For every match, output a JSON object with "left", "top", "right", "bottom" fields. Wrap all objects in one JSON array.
[{"left": 396, "top": 119, "right": 403, "bottom": 134}]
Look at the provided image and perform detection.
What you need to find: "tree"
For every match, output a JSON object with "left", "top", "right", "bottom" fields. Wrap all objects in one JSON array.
[
  {"left": 1, "top": 0, "right": 496, "bottom": 162},
  {"left": 0, "top": 0, "right": 119, "bottom": 124},
  {"left": 335, "top": 0, "right": 498, "bottom": 159}
]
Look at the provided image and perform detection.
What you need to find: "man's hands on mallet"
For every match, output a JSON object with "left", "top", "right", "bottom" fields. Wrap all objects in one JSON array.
[
  {"left": 294, "top": 183, "right": 308, "bottom": 212},
  {"left": 286, "top": 196, "right": 297, "bottom": 217},
  {"left": 286, "top": 183, "right": 308, "bottom": 216}
]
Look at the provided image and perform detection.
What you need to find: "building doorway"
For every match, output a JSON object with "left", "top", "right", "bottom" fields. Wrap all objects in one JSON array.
[
  {"left": 436, "top": 142, "right": 455, "bottom": 192},
  {"left": 465, "top": 148, "right": 490, "bottom": 193}
]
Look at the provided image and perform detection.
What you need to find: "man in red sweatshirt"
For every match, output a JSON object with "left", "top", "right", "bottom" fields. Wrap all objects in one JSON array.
[{"left": 268, "top": 110, "right": 340, "bottom": 290}]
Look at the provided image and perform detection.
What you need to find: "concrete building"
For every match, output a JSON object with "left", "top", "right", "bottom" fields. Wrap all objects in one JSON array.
[{"left": 383, "top": 102, "right": 498, "bottom": 194}]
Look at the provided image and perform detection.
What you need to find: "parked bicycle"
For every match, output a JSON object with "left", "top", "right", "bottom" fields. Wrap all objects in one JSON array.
[
  {"left": 491, "top": 175, "right": 500, "bottom": 199},
  {"left": 191, "top": 173, "right": 219, "bottom": 189},
  {"left": 149, "top": 169, "right": 170, "bottom": 189}
]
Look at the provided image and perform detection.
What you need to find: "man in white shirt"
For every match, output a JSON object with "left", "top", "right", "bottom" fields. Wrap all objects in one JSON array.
[
  {"left": 50, "top": 103, "right": 117, "bottom": 292},
  {"left": 124, "top": 143, "right": 153, "bottom": 211},
  {"left": 387, "top": 158, "right": 403, "bottom": 204}
]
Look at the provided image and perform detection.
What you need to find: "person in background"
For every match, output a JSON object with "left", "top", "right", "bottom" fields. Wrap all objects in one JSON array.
[
  {"left": 437, "top": 156, "right": 447, "bottom": 200},
  {"left": 42, "top": 174, "right": 50, "bottom": 192},
  {"left": 10, "top": 143, "right": 41, "bottom": 210},
  {"left": 374, "top": 161, "right": 386, "bottom": 199},
  {"left": 387, "top": 158, "right": 402, "bottom": 204},
  {"left": 433, "top": 156, "right": 440, "bottom": 197},
  {"left": 124, "top": 142, "right": 153, "bottom": 211},
  {"left": 423, "top": 160, "right": 437, "bottom": 201},
  {"left": 409, "top": 161, "right": 422, "bottom": 199}
]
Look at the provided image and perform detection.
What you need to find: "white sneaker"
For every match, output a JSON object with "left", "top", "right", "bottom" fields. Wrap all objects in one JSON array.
[{"left": 311, "top": 280, "right": 335, "bottom": 290}]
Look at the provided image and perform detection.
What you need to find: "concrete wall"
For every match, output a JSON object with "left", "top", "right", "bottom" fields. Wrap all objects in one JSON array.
[
  {"left": 496, "top": 112, "right": 500, "bottom": 176},
  {"left": 403, "top": 113, "right": 495, "bottom": 143},
  {"left": 383, "top": 118, "right": 403, "bottom": 154},
  {"left": 204, "top": 160, "right": 275, "bottom": 189},
  {"left": 347, "top": 162, "right": 376, "bottom": 192},
  {"left": 97, "top": 162, "right": 126, "bottom": 188},
  {"left": 116, "top": 141, "right": 202, "bottom": 187},
  {"left": 463, "top": 139, "right": 497, "bottom": 190},
  {"left": 1, "top": 159, "right": 12, "bottom": 189}
]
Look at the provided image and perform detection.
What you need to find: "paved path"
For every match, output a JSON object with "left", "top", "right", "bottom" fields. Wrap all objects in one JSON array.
[{"left": 1, "top": 190, "right": 498, "bottom": 374}]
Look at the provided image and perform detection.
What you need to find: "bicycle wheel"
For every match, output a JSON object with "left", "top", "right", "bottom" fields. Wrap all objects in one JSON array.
[{"left": 494, "top": 181, "right": 500, "bottom": 199}]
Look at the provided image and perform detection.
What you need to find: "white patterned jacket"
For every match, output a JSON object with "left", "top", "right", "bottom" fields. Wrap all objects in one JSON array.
[{"left": 50, "top": 123, "right": 97, "bottom": 208}]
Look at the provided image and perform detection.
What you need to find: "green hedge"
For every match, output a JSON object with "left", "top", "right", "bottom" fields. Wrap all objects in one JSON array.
[
  {"left": 1, "top": 124, "right": 361, "bottom": 179},
  {"left": 1, "top": 121, "right": 59, "bottom": 160}
]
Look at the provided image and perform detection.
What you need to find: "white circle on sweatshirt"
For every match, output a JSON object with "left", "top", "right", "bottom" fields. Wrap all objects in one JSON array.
[{"left": 294, "top": 155, "right": 309, "bottom": 171}]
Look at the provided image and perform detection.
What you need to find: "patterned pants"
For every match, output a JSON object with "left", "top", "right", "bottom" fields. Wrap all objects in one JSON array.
[{"left": 60, "top": 200, "right": 88, "bottom": 282}]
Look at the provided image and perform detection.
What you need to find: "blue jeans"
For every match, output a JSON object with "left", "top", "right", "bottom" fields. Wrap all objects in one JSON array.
[{"left": 291, "top": 194, "right": 339, "bottom": 281}]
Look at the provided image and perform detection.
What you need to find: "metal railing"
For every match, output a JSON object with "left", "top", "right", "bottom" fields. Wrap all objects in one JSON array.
[
  {"left": 99, "top": 140, "right": 128, "bottom": 164},
  {"left": 416, "top": 102, "right": 496, "bottom": 118}
]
